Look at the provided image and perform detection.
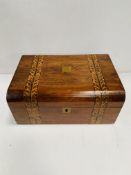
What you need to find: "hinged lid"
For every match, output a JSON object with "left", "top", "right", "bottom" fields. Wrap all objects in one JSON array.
[{"left": 7, "top": 54, "right": 125, "bottom": 108}]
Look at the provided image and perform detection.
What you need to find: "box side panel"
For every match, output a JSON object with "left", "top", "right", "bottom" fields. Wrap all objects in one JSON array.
[
  {"left": 8, "top": 102, "right": 30, "bottom": 124},
  {"left": 97, "top": 54, "right": 125, "bottom": 92},
  {"left": 7, "top": 56, "right": 34, "bottom": 101},
  {"left": 101, "top": 107, "right": 123, "bottom": 124},
  {"left": 6, "top": 55, "right": 35, "bottom": 123}
]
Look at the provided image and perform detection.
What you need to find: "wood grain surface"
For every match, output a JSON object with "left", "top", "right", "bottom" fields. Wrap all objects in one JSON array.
[{"left": 6, "top": 54, "right": 125, "bottom": 124}]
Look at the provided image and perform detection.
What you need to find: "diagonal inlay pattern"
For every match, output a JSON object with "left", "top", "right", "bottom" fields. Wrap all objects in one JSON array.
[
  {"left": 23, "top": 56, "right": 44, "bottom": 124},
  {"left": 88, "top": 55, "right": 108, "bottom": 123}
]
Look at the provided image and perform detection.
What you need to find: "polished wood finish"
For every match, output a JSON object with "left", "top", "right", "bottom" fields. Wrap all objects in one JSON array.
[{"left": 6, "top": 54, "right": 125, "bottom": 124}]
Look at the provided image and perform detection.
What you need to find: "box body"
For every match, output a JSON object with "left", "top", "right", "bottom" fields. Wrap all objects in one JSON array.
[{"left": 7, "top": 55, "right": 125, "bottom": 124}]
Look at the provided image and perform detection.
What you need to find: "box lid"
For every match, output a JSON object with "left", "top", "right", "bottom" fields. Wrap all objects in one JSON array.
[{"left": 7, "top": 54, "right": 125, "bottom": 108}]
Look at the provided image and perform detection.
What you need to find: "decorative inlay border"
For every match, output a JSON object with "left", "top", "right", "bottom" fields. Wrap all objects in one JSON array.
[
  {"left": 88, "top": 56, "right": 102, "bottom": 123},
  {"left": 23, "top": 56, "right": 43, "bottom": 124},
  {"left": 23, "top": 55, "right": 108, "bottom": 124},
  {"left": 88, "top": 55, "right": 108, "bottom": 123}
]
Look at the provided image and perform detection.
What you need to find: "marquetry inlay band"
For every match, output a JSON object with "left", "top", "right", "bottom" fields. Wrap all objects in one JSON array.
[
  {"left": 23, "top": 56, "right": 43, "bottom": 124},
  {"left": 88, "top": 55, "right": 108, "bottom": 123},
  {"left": 23, "top": 55, "right": 108, "bottom": 124}
]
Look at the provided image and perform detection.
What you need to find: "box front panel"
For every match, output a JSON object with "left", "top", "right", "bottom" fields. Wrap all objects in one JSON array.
[
  {"left": 39, "top": 106, "right": 93, "bottom": 124},
  {"left": 8, "top": 101, "right": 121, "bottom": 124}
]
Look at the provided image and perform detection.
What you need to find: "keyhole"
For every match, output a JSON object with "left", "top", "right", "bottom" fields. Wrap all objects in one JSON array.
[
  {"left": 65, "top": 108, "right": 68, "bottom": 113},
  {"left": 62, "top": 108, "right": 71, "bottom": 113}
]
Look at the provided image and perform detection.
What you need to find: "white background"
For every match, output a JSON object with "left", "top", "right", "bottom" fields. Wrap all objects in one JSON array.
[
  {"left": 0, "top": 0, "right": 131, "bottom": 74},
  {"left": 0, "top": 73, "right": 131, "bottom": 175},
  {"left": 0, "top": 0, "right": 131, "bottom": 175}
]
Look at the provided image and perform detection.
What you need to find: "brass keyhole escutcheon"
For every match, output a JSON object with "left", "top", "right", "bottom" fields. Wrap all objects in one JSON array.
[{"left": 62, "top": 108, "right": 71, "bottom": 113}]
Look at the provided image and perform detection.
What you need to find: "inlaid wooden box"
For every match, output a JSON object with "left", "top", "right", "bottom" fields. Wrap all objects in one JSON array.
[{"left": 6, "top": 55, "right": 125, "bottom": 124}]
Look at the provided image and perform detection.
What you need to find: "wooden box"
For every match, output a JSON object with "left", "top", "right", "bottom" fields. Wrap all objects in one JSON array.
[{"left": 6, "top": 55, "right": 125, "bottom": 124}]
